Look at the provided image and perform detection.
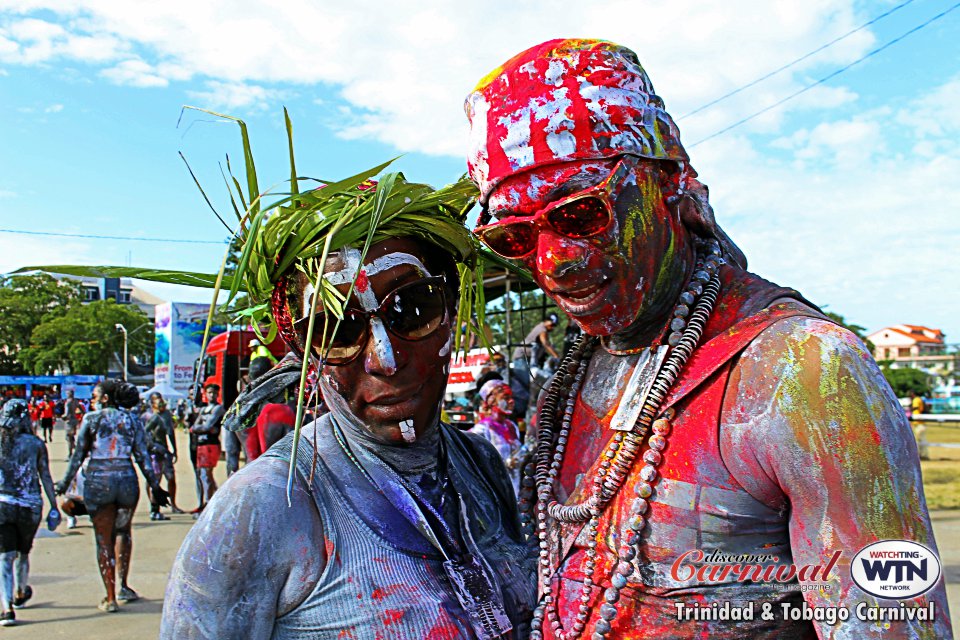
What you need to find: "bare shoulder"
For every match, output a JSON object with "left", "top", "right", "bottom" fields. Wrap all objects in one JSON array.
[
  {"left": 162, "top": 455, "right": 324, "bottom": 637},
  {"left": 728, "top": 315, "right": 884, "bottom": 404},
  {"left": 180, "top": 455, "right": 322, "bottom": 567},
  {"left": 721, "top": 314, "right": 915, "bottom": 501}
]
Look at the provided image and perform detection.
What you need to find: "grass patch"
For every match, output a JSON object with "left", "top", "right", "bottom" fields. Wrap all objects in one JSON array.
[
  {"left": 921, "top": 457, "right": 960, "bottom": 510},
  {"left": 921, "top": 423, "right": 960, "bottom": 445}
]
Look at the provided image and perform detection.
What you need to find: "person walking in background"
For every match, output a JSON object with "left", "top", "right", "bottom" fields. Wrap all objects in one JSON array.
[
  {"left": 908, "top": 390, "right": 930, "bottom": 460},
  {"left": 26, "top": 402, "right": 38, "bottom": 437},
  {"left": 37, "top": 396, "right": 54, "bottom": 444},
  {"left": 0, "top": 400, "right": 59, "bottom": 627},
  {"left": 144, "top": 395, "right": 182, "bottom": 518},
  {"left": 55, "top": 380, "right": 167, "bottom": 612},
  {"left": 470, "top": 380, "right": 523, "bottom": 493},
  {"left": 509, "top": 314, "right": 560, "bottom": 421},
  {"left": 62, "top": 390, "right": 80, "bottom": 462},
  {"left": 189, "top": 383, "right": 223, "bottom": 515}
]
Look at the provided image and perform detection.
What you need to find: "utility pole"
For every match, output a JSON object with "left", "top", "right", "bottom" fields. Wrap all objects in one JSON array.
[{"left": 115, "top": 323, "right": 128, "bottom": 381}]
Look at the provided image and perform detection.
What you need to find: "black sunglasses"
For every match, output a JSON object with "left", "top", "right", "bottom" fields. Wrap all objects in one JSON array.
[{"left": 295, "top": 276, "right": 448, "bottom": 365}]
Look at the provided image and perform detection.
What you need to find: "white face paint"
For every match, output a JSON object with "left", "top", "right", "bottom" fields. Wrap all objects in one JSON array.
[
  {"left": 399, "top": 418, "right": 416, "bottom": 443},
  {"left": 438, "top": 331, "right": 453, "bottom": 357},
  {"left": 318, "top": 248, "right": 433, "bottom": 376}
]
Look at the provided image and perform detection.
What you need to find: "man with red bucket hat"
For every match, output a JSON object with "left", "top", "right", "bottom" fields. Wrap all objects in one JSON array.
[{"left": 466, "top": 39, "right": 951, "bottom": 639}]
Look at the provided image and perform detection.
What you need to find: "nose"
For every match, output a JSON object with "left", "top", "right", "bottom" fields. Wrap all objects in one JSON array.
[
  {"left": 534, "top": 228, "right": 588, "bottom": 280},
  {"left": 363, "top": 317, "right": 400, "bottom": 376}
]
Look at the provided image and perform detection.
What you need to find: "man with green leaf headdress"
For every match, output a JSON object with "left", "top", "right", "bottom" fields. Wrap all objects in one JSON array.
[{"left": 156, "top": 111, "right": 535, "bottom": 639}]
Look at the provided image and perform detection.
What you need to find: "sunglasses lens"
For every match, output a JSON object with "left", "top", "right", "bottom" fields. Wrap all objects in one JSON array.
[
  {"left": 547, "top": 196, "right": 610, "bottom": 238},
  {"left": 480, "top": 222, "right": 535, "bottom": 258},
  {"left": 298, "top": 311, "right": 366, "bottom": 364},
  {"left": 326, "top": 310, "right": 368, "bottom": 363},
  {"left": 384, "top": 280, "right": 446, "bottom": 340}
]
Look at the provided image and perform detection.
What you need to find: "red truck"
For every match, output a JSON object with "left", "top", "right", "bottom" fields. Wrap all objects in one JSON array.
[{"left": 196, "top": 329, "right": 287, "bottom": 408}]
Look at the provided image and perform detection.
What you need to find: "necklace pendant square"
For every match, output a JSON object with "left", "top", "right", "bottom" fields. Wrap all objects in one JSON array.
[{"left": 609, "top": 345, "right": 669, "bottom": 431}]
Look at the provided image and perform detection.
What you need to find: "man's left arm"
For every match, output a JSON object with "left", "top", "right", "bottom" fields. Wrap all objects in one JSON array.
[{"left": 722, "top": 318, "right": 952, "bottom": 640}]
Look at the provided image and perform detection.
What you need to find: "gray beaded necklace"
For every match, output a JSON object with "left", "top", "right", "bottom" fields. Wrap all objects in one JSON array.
[{"left": 519, "top": 237, "right": 724, "bottom": 640}]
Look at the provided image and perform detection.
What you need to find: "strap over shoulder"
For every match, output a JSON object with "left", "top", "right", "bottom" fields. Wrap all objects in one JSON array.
[{"left": 662, "top": 301, "right": 829, "bottom": 411}]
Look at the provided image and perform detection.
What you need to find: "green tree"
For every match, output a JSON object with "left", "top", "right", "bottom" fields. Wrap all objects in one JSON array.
[
  {"left": 0, "top": 274, "right": 82, "bottom": 374},
  {"left": 21, "top": 300, "right": 153, "bottom": 375},
  {"left": 880, "top": 366, "right": 933, "bottom": 397}
]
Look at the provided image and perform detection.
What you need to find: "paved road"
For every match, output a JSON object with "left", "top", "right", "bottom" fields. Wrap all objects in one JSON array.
[{"left": 9, "top": 427, "right": 960, "bottom": 637}]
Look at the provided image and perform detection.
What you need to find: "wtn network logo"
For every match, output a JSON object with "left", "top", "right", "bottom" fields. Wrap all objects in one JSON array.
[{"left": 851, "top": 540, "right": 941, "bottom": 599}]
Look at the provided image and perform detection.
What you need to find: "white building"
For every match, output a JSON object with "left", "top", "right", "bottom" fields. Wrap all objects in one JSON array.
[{"left": 866, "top": 324, "right": 957, "bottom": 384}]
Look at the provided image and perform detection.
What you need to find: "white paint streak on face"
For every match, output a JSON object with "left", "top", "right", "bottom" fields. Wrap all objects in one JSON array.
[
  {"left": 438, "top": 331, "right": 453, "bottom": 357},
  {"left": 321, "top": 250, "right": 435, "bottom": 376},
  {"left": 322, "top": 251, "right": 432, "bottom": 285},
  {"left": 368, "top": 317, "right": 397, "bottom": 375},
  {"left": 399, "top": 418, "right": 416, "bottom": 443}
]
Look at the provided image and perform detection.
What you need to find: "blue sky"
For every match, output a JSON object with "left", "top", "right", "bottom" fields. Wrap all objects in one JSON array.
[{"left": 1, "top": 0, "right": 958, "bottom": 341}]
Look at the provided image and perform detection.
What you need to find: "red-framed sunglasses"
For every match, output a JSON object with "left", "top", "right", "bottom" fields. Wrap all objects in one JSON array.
[
  {"left": 295, "top": 276, "right": 447, "bottom": 365},
  {"left": 475, "top": 155, "right": 638, "bottom": 259}
]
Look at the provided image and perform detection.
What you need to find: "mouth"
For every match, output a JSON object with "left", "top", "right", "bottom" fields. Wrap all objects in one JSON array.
[
  {"left": 552, "top": 277, "right": 611, "bottom": 315},
  {"left": 365, "top": 384, "right": 423, "bottom": 407}
]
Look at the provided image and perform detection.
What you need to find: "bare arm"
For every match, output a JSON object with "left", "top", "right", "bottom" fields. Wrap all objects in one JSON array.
[
  {"left": 129, "top": 413, "right": 160, "bottom": 489},
  {"left": 165, "top": 413, "right": 178, "bottom": 458},
  {"left": 538, "top": 331, "right": 559, "bottom": 359},
  {"left": 161, "top": 457, "right": 324, "bottom": 639},
  {"left": 722, "top": 318, "right": 951, "bottom": 639},
  {"left": 60, "top": 413, "right": 94, "bottom": 488},
  {"left": 36, "top": 442, "right": 57, "bottom": 510},
  {"left": 190, "top": 405, "right": 225, "bottom": 435}
]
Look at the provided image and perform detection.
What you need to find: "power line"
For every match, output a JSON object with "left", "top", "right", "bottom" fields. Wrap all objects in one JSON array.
[
  {"left": 0, "top": 228, "right": 228, "bottom": 245},
  {"left": 678, "top": 0, "right": 917, "bottom": 120},
  {"left": 689, "top": 1, "right": 960, "bottom": 148}
]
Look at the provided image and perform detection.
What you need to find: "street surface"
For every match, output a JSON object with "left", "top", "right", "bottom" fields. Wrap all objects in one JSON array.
[{"left": 8, "top": 426, "right": 959, "bottom": 637}]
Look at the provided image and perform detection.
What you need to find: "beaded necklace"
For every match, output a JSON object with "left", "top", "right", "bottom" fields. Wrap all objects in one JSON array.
[{"left": 519, "top": 238, "right": 723, "bottom": 640}]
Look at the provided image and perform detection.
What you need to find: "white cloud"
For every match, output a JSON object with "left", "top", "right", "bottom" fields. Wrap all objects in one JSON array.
[
  {"left": 0, "top": 1, "right": 879, "bottom": 151},
  {"left": 43, "top": 102, "right": 62, "bottom": 112},
  {"left": 100, "top": 57, "right": 167, "bottom": 87},
  {"left": 0, "top": 16, "right": 126, "bottom": 65},
  {"left": 0, "top": 189, "right": 15, "bottom": 198},
  {"left": 1, "top": 1, "right": 957, "bottom": 336},
  {"left": 697, "top": 75, "right": 960, "bottom": 335},
  {"left": 187, "top": 80, "right": 283, "bottom": 113}
]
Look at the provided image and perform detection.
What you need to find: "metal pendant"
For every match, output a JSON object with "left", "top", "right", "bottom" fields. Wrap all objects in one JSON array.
[
  {"left": 443, "top": 554, "right": 513, "bottom": 639},
  {"left": 609, "top": 345, "right": 669, "bottom": 431}
]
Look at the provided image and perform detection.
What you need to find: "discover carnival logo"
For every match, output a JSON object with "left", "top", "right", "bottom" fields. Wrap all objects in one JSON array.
[{"left": 850, "top": 540, "right": 942, "bottom": 599}]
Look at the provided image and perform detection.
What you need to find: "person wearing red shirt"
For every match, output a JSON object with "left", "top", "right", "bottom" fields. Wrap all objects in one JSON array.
[
  {"left": 37, "top": 397, "right": 55, "bottom": 444},
  {"left": 26, "top": 403, "right": 39, "bottom": 437},
  {"left": 244, "top": 403, "right": 295, "bottom": 462}
]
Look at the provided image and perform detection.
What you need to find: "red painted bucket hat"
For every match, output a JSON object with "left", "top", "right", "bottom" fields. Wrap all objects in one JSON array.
[{"left": 465, "top": 38, "right": 692, "bottom": 204}]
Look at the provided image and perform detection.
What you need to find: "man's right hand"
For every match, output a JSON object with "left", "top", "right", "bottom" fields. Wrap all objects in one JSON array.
[{"left": 54, "top": 481, "right": 68, "bottom": 496}]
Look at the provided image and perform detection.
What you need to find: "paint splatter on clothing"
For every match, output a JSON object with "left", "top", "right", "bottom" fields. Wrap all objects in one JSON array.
[
  {"left": 266, "top": 417, "right": 534, "bottom": 639},
  {"left": 0, "top": 434, "right": 48, "bottom": 510},
  {"left": 61, "top": 407, "right": 158, "bottom": 510},
  {"left": 541, "top": 266, "right": 951, "bottom": 639}
]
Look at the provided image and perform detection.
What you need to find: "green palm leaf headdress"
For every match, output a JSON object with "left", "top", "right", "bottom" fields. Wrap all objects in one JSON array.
[
  {"left": 19, "top": 107, "right": 523, "bottom": 503},
  {"left": 188, "top": 107, "right": 520, "bottom": 502}
]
